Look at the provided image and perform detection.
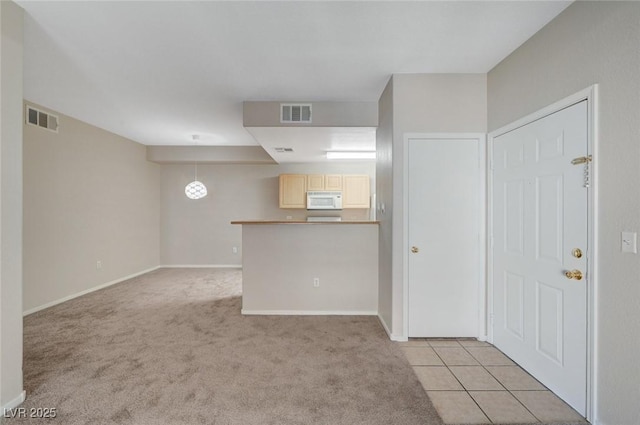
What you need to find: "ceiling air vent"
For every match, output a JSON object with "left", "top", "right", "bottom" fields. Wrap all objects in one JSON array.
[
  {"left": 281, "top": 104, "right": 312, "bottom": 124},
  {"left": 26, "top": 105, "right": 59, "bottom": 133},
  {"left": 274, "top": 147, "right": 294, "bottom": 153}
]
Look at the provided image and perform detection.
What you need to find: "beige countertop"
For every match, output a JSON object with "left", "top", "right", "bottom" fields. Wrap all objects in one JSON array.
[{"left": 231, "top": 220, "right": 379, "bottom": 225}]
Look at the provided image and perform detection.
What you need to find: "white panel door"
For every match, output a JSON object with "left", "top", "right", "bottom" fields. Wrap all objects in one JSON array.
[
  {"left": 492, "top": 101, "right": 588, "bottom": 415},
  {"left": 408, "top": 138, "right": 480, "bottom": 337}
]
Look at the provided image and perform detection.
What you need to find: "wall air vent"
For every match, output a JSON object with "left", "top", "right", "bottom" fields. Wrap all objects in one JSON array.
[
  {"left": 274, "top": 147, "right": 294, "bottom": 153},
  {"left": 26, "top": 105, "right": 59, "bottom": 133},
  {"left": 280, "top": 104, "right": 312, "bottom": 124}
]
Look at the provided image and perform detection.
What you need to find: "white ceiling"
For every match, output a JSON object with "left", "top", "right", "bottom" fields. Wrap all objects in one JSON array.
[
  {"left": 18, "top": 1, "right": 571, "bottom": 161},
  {"left": 246, "top": 126, "right": 377, "bottom": 163}
]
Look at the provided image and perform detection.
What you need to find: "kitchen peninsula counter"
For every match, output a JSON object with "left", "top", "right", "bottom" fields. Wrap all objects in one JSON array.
[{"left": 232, "top": 220, "right": 378, "bottom": 315}]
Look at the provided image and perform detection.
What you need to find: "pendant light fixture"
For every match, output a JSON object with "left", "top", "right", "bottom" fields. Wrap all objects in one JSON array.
[
  {"left": 185, "top": 162, "right": 207, "bottom": 200},
  {"left": 185, "top": 134, "right": 207, "bottom": 200}
]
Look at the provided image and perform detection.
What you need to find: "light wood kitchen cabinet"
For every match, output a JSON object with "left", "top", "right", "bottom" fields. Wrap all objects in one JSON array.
[
  {"left": 342, "top": 175, "right": 370, "bottom": 208},
  {"left": 324, "top": 174, "right": 343, "bottom": 191},
  {"left": 279, "top": 174, "right": 307, "bottom": 208},
  {"left": 279, "top": 173, "right": 370, "bottom": 209},
  {"left": 306, "top": 174, "right": 325, "bottom": 191},
  {"left": 307, "top": 174, "right": 343, "bottom": 191}
]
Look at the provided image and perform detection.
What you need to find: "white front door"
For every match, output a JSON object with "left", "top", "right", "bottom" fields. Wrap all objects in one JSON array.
[
  {"left": 492, "top": 101, "right": 588, "bottom": 415},
  {"left": 408, "top": 137, "right": 481, "bottom": 337}
]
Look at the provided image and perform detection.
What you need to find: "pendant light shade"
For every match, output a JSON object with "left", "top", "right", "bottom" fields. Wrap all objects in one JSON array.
[
  {"left": 185, "top": 163, "right": 207, "bottom": 200},
  {"left": 185, "top": 180, "right": 207, "bottom": 199}
]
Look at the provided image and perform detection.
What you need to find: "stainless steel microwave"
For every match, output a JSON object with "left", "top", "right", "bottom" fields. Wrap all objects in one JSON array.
[{"left": 307, "top": 191, "right": 343, "bottom": 210}]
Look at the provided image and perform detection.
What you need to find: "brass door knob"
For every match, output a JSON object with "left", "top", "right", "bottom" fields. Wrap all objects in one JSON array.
[
  {"left": 411, "top": 246, "right": 419, "bottom": 253},
  {"left": 565, "top": 269, "right": 583, "bottom": 280}
]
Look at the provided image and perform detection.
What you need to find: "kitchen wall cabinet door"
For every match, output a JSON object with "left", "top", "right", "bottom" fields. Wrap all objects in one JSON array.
[
  {"left": 342, "top": 175, "right": 370, "bottom": 208},
  {"left": 279, "top": 174, "right": 307, "bottom": 208},
  {"left": 307, "top": 174, "right": 325, "bottom": 191},
  {"left": 324, "top": 174, "right": 343, "bottom": 191},
  {"left": 307, "top": 174, "right": 343, "bottom": 191}
]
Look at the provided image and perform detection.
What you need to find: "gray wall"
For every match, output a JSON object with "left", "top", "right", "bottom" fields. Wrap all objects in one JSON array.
[
  {"left": 376, "top": 78, "right": 394, "bottom": 334},
  {"left": 0, "top": 0, "right": 24, "bottom": 409},
  {"left": 23, "top": 103, "right": 161, "bottom": 313},
  {"left": 160, "top": 162, "right": 375, "bottom": 266},
  {"left": 487, "top": 3, "right": 640, "bottom": 424},
  {"left": 241, "top": 224, "right": 378, "bottom": 314},
  {"left": 377, "top": 73, "right": 487, "bottom": 338}
]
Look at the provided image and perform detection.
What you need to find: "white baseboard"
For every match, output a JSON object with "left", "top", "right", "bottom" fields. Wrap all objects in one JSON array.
[
  {"left": 377, "top": 314, "right": 408, "bottom": 341},
  {"left": 242, "top": 309, "right": 377, "bottom": 316},
  {"left": 160, "top": 264, "right": 242, "bottom": 269},
  {"left": 23, "top": 266, "right": 161, "bottom": 316},
  {"left": 391, "top": 334, "right": 408, "bottom": 342},
  {"left": 378, "top": 314, "right": 392, "bottom": 338},
  {"left": 2, "top": 390, "right": 26, "bottom": 411}
]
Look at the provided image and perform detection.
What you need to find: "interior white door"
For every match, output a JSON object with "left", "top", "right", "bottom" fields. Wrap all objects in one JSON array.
[
  {"left": 408, "top": 138, "right": 480, "bottom": 337},
  {"left": 492, "top": 101, "right": 588, "bottom": 415}
]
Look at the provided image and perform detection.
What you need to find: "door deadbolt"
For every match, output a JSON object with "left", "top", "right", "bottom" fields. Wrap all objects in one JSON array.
[
  {"left": 572, "top": 248, "right": 583, "bottom": 258},
  {"left": 411, "top": 246, "right": 419, "bottom": 253},
  {"left": 564, "top": 269, "right": 583, "bottom": 280}
]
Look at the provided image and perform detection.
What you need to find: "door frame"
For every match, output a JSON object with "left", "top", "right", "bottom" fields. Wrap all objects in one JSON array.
[
  {"left": 487, "top": 85, "right": 598, "bottom": 421},
  {"left": 403, "top": 133, "right": 487, "bottom": 340}
]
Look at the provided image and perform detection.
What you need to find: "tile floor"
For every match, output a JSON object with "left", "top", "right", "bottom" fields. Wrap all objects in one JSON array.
[{"left": 398, "top": 339, "right": 588, "bottom": 424}]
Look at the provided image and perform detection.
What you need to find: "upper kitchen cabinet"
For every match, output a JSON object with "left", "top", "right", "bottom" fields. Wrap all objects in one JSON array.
[
  {"left": 307, "top": 174, "right": 324, "bottom": 191},
  {"left": 279, "top": 174, "right": 370, "bottom": 209},
  {"left": 324, "top": 174, "right": 343, "bottom": 191},
  {"left": 342, "top": 175, "right": 371, "bottom": 208},
  {"left": 307, "top": 174, "right": 343, "bottom": 191},
  {"left": 279, "top": 174, "right": 307, "bottom": 208}
]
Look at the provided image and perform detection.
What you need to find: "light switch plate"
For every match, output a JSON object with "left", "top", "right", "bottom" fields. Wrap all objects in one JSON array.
[{"left": 621, "top": 231, "right": 637, "bottom": 254}]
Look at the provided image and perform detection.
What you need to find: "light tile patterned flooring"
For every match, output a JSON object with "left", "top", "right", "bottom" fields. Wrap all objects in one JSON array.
[{"left": 398, "top": 339, "right": 588, "bottom": 424}]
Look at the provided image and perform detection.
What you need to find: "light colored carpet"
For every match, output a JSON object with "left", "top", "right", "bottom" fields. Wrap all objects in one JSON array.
[{"left": 8, "top": 268, "right": 443, "bottom": 425}]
